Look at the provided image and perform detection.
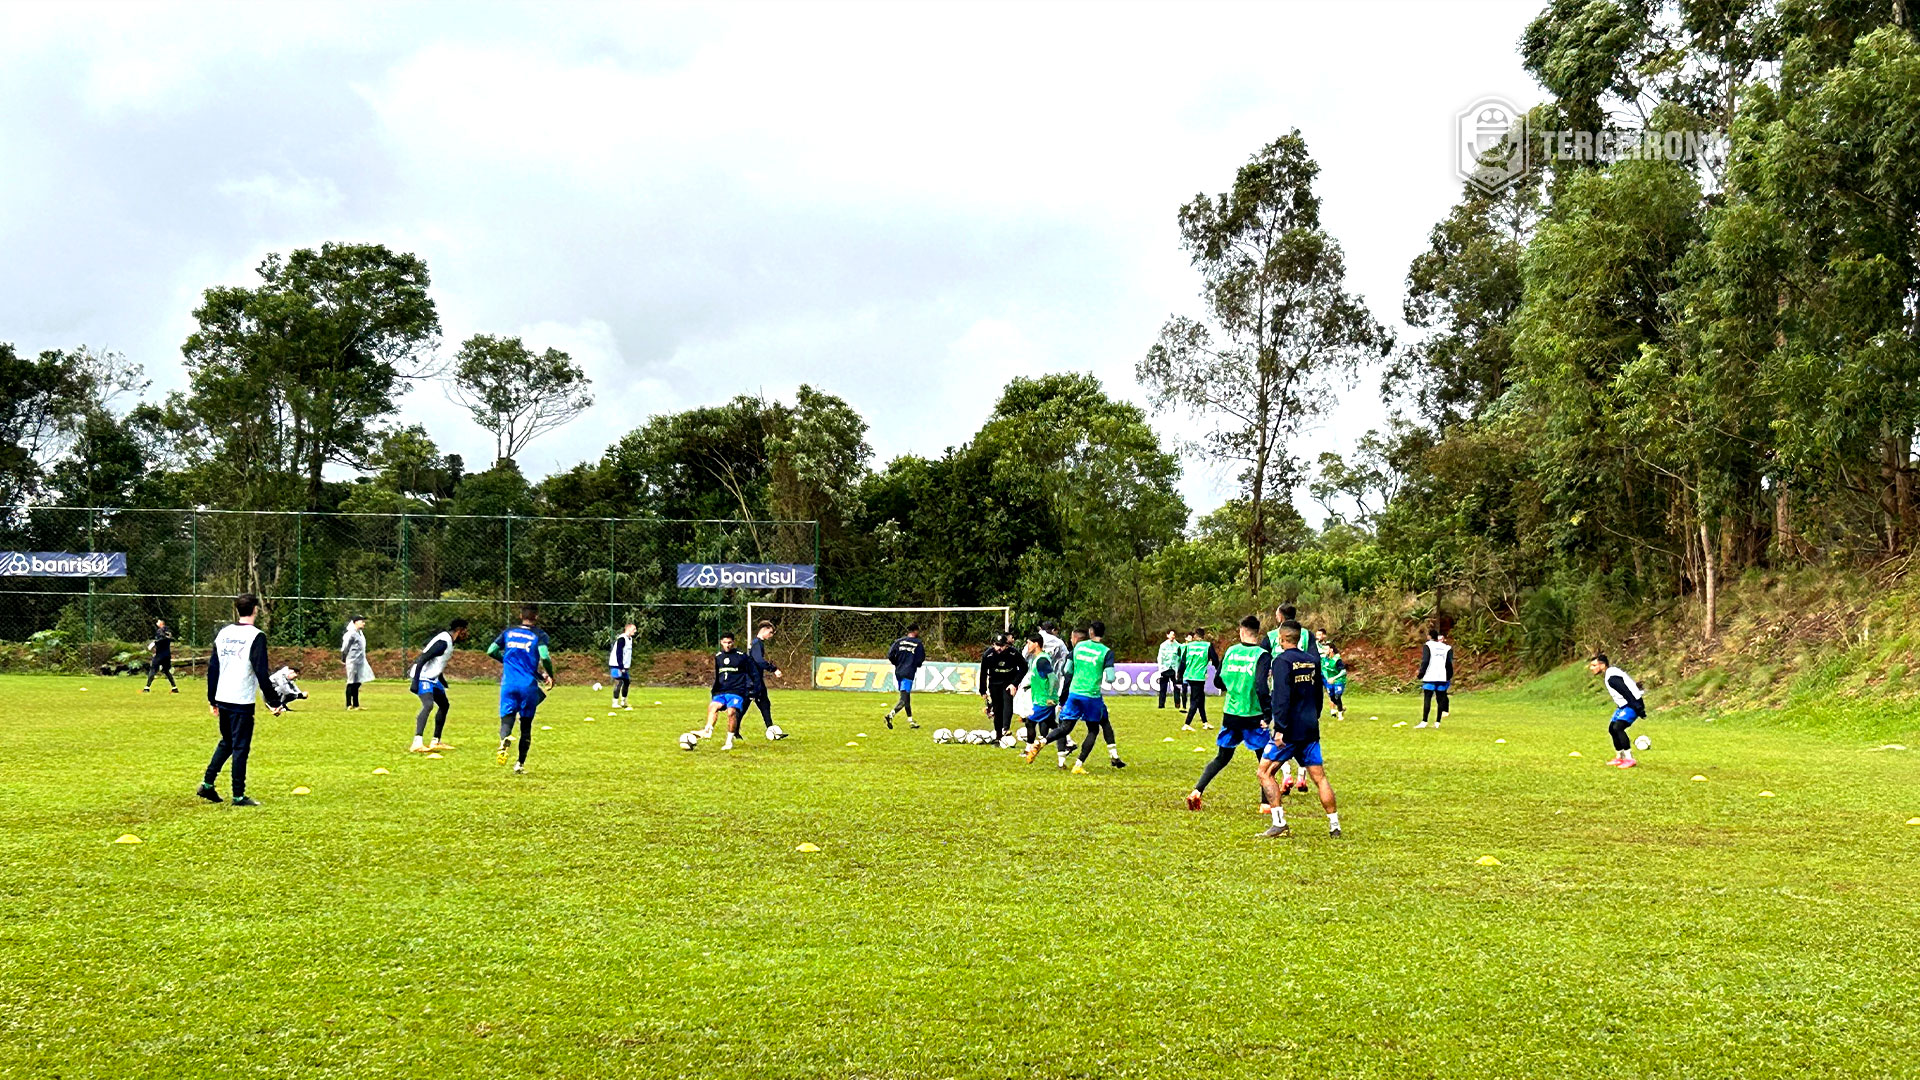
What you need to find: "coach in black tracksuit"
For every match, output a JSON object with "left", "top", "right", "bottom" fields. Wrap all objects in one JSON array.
[{"left": 978, "top": 634, "right": 1028, "bottom": 742}]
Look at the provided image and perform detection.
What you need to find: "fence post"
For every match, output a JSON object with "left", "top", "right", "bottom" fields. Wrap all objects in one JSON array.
[
  {"left": 189, "top": 510, "right": 199, "bottom": 647},
  {"left": 294, "top": 511, "right": 304, "bottom": 644},
  {"left": 400, "top": 513, "right": 410, "bottom": 651},
  {"left": 504, "top": 513, "right": 513, "bottom": 629},
  {"left": 607, "top": 518, "right": 616, "bottom": 637},
  {"left": 86, "top": 506, "right": 96, "bottom": 645}
]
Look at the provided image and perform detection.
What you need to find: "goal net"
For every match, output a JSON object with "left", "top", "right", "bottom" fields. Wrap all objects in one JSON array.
[{"left": 745, "top": 603, "right": 1012, "bottom": 691}]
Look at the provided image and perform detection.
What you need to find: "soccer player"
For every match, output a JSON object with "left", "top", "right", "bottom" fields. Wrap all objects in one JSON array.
[
  {"left": 143, "top": 617, "right": 177, "bottom": 693},
  {"left": 608, "top": 621, "right": 636, "bottom": 710},
  {"left": 1180, "top": 628, "right": 1219, "bottom": 731},
  {"left": 488, "top": 606, "right": 554, "bottom": 774},
  {"left": 1054, "top": 621, "right": 1124, "bottom": 772},
  {"left": 1321, "top": 640, "right": 1349, "bottom": 722},
  {"left": 1156, "top": 628, "right": 1186, "bottom": 711},
  {"left": 409, "top": 617, "right": 470, "bottom": 753},
  {"left": 1018, "top": 631, "right": 1057, "bottom": 745},
  {"left": 1590, "top": 652, "right": 1647, "bottom": 768},
  {"left": 701, "top": 631, "right": 759, "bottom": 750},
  {"left": 1270, "top": 604, "right": 1318, "bottom": 656},
  {"left": 197, "top": 593, "right": 285, "bottom": 807},
  {"left": 1415, "top": 627, "right": 1454, "bottom": 728},
  {"left": 269, "top": 664, "right": 308, "bottom": 709},
  {"left": 1185, "top": 615, "right": 1273, "bottom": 811},
  {"left": 749, "top": 620, "right": 787, "bottom": 740},
  {"left": 978, "top": 632, "right": 1027, "bottom": 742},
  {"left": 341, "top": 614, "right": 374, "bottom": 710},
  {"left": 883, "top": 625, "right": 927, "bottom": 729},
  {"left": 1258, "top": 623, "right": 1340, "bottom": 839}
]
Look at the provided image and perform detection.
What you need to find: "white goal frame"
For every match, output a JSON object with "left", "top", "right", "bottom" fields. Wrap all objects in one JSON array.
[{"left": 745, "top": 602, "right": 1011, "bottom": 641}]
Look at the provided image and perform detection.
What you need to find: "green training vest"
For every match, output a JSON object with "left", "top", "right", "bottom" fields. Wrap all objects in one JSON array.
[
  {"left": 1157, "top": 639, "right": 1182, "bottom": 670},
  {"left": 1181, "top": 639, "right": 1211, "bottom": 681},
  {"left": 1031, "top": 656, "right": 1057, "bottom": 707},
  {"left": 1069, "top": 640, "right": 1111, "bottom": 697},
  {"left": 1219, "top": 643, "right": 1266, "bottom": 717},
  {"left": 1267, "top": 626, "right": 1312, "bottom": 657},
  {"left": 1320, "top": 653, "right": 1346, "bottom": 687}
]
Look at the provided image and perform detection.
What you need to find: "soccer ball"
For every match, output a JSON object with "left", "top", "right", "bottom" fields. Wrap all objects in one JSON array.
[
  {"left": 592, "top": 681, "right": 603, "bottom": 691},
  {"left": 998, "top": 734, "right": 1018, "bottom": 749},
  {"left": 679, "top": 731, "right": 701, "bottom": 751},
  {"left": 932, "top": 728, "right": 952, "bottom": 744},
  {"left": 970, "top": 730, "right": 992, "bottom": 745},
  {"left": 1634, "top": 734, "right": 1651, "bottom": 751}
]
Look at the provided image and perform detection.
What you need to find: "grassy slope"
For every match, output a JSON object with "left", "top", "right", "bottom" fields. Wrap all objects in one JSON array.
[{"left": 2, "top": 674, "right": 1917, "bottom": 1079}]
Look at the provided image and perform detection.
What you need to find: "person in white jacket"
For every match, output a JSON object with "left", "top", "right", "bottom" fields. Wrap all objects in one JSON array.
[
  {"left": 341, "top": 615, "right": 374, "bottom": 710},
  {"left": 1588, "top": 652, "right": 1647, "bottom": 768},
  {"left": 1415, "top": 627, "right": 1453, "bottom": 728}
]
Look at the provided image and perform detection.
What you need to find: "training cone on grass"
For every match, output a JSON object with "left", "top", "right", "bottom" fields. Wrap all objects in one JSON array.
[
  {"left": 1569, "top": 751, "right": 1581, "bottom": 757},
  {"left": 1906, "top": 817, "right": 1920, "bottom": 826},
  {"left": 1495, "top": 738, "right": 1507, "bottom": 744},
  {"left": 1191, "top": 746, "right": 1207, "bottom": 753},
  {"left": 112, "top": 834, "right": 141, "bottom": 844},
  {"left": 1758, "top": 790, "right": 1775, "bottom": 797},
  {"left": 1162, "top": 736, "right": 1175, "bottom": 742},
  {"left": 1476, "top": 855, "right": 1501, "bottom": 866},
  {"left": 1692, "top": 775, "right": 1709, "bottom": 782},
  {"left": 291, "top": 786, "right": 311, "bottom": 795},
  {"left": 845, "top": 741, "right": 859, "bottom": 747},
  {"left": 795, "top": 842, "right": 820, "bottom": 852},
  {"left": 372, "top": 767, "right": 389, "bottom": 775},
  {"left": 541, "top": 725, "right": 552, "bottom": 730},
  {"left": 1393, "top": 721, "right": 1407, "bottom": 728},
  {"left": 426, "top": 752, "right": 443, "bottom": 759}
]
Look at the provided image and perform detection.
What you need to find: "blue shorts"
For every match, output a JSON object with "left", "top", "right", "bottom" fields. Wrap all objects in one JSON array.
[
  {"left": 1217, "top": 723, "right": 1272, "bottom": 752},
  {"left": 1263, "top": 738, "right": 1324, "bottom": 766},
  {"left": 898, "top": 678, "right": 915, "bottom": 693},
  {"left": 412, "top": 678, "right": 446, "bottom": 696},
  {"left": 608, "top": 667, "right": 625, "bottom": 681},
  {"left": 1421, "top": 681, "right": 1450, "bottom": 692},
  {"left": 712, "top": 693, "right": 745, "bottom": 713},
  {"left": 1028, "top": 703, "right": 1057, "bottom": 726},
  {"left": 1610, "top": 706, "right": 1640, "bottom": 725},
  {"left": 499, "top": 681, "right": 544, "bottom": 719},
  {"left": 1059, "top": 693, "right": 1108, "bottom": 725}
]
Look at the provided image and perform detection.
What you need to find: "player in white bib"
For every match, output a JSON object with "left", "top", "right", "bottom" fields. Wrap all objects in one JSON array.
[
  {"left": 1589, "top": 653, "right": 1647, "bottom": 768},
  {"left": 409, "top": 618, "right": 470, "bottom": 752},
  {"left": 1415, "top": 627, "right": 1453, "bottom": 728},
  {"left": 198, "top": 593, "right": 286, "bottom": 807}
]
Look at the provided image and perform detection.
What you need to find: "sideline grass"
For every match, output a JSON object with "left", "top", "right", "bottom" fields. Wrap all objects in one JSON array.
[{"left": 2, "top": 674, "right": 1917, "bottom": 1079}]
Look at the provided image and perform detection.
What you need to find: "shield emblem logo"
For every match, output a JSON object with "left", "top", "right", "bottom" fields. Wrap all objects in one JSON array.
[{"left": 1456, "top": 96, "right": 1529, "bottom": 194}]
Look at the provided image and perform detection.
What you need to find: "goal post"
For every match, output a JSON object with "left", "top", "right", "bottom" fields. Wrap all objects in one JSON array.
[{"left": 746, "top": 602, "right": 1012, "bottom": 691}]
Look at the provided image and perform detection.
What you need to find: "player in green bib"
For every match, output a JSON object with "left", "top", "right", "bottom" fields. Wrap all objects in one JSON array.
[
  {"left": 1321, "top": 640, "right": 1349, "bottom": 721},
  {"left": 1185, "top": 615, "right": 1275, "bottom": 811},
  {"left": 1025, "top": 620, "right": 1125, "bottom": 771},
  {"left": 1155, "top": 629, "right": 1186, "bottom": 711},
  {"left": 1180, "top": 629, "right": 1219, "bottom": 731}
]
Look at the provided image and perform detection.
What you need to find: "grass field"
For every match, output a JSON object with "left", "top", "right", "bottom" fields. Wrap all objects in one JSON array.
[{"left": 3, "top": 673, "right": 1918, "bottom": 1079}]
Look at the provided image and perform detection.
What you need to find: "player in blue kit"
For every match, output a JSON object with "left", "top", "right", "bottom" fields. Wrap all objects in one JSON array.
[
  {"left": 1257, "top": 622, "right": 1340, "bottom": 839},
  {"left": 700, "top": 631, "right": 762, "bottom": 751},
  {"left": 489, "top": 605, "right": 555, "bottom": 774}
]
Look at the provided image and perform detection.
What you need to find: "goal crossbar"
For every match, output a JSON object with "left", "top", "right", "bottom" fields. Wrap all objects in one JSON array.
[{"left": 745, "top": 602, "right": 1011, "bottom": 637}]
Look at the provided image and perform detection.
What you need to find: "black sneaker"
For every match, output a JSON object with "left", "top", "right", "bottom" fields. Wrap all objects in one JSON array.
[
  {"left": 1329, "top": 826, "right": 1343, "bottom": 839},
  {"left": 884, "top": 713, "right": 894, "bottom": 730},
  {"left": 197, "top": 783, "right": 223, "bottom": 804},
  {"left": 1110, "top": 758, "right": 1127, "bottom": 769},
  {"left": 230, "top": 795, "right": 259, "bottom": 807}
]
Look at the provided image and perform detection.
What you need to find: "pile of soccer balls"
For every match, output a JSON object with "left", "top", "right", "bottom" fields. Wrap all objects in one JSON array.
[{"left": 933, "top": 729, "right": 1020, "bottom": 749}]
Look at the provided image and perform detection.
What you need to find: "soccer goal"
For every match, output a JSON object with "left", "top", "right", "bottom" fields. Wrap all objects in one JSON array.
[{"left": 745, "top": 602, "right": 1012, "bottom": 689}]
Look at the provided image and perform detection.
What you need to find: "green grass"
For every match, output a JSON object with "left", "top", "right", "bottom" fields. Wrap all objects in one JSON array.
[{"left": 3, "top": 675, "right": 1918, "bottom": 1079}]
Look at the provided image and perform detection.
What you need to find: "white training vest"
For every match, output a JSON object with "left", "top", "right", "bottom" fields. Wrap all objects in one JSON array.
[
  {"left": 1604, "top": 666, "right": 1643, "bottom": 708},
  {"left": 213, "top": 622, "right": 264, "bottom": 706},
  {"left": 417, "top": 631, "right": 455, "bottom": 682},
  {"left": 607, "top": 635, "right": 632, "bottom": 670},
  {"left": 1420, "top": 640, "right": 1453, "bottom": 682}
]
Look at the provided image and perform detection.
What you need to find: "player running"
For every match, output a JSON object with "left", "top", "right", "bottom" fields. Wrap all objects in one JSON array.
[
  {"left": 488, "top": 606, "right": 554, "bottom": 774},
  {"left": 1321, "top": 640, "right": 1349, "bottom": 721},
  {"left": 749, "top": 621, "right": 788, "bottom": 740},
  {"left": 883, "top": 625, "right": 927, "bottom": 729},
  {"left": 1590, "top": 652, "right": 1647, "bottom": 768},
  {"left": 1018, "top": 631, "right": 1058, "bottom": 746},
  {"left": 1156, "top": 629, "right": 1186, "bottom": 711},
  {"left": 197, "top": 593, "right": 285, "bottom": 807},
  {"left": 1258, "top": 622, "right": 1340, "bottom": 838},
  {"left": 409, "top": 617, "right": 470, "bottom": 753},
  {"left": 978, "top": 632, "right": 1027, "bottom": 742},
  {"left": 143, "top": 618, "right": 178, "bottom": 693},
  {"left": 1415, "top": 627, "right": 1453, "bottom": 728},
  {"left": 608, "top": 621, "right": 636, "bottom": 710},
  {"left": 1185, "top": 615, "right": 1273, "bottom": 811},
  {"left": 1058, "top": 621, "right": 1125, "bottom": 772},
  {"left": 1180, "top": 628, "right": 1219, "bottom": 731},
  {"left": 701, "top": 631, "right": 759, "bottom": 750}
]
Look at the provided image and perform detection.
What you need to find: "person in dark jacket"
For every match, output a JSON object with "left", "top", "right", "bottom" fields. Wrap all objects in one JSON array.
[
  {"left": 144, "top": 618, "right": 178, "bottom": 693},
  {"left": 749, "top": 621, "right": 787, "bottom": 740},
  {"left": 883, "top": 625, "right": 927, "bottom": 730},
  {"left": 977, "top": 632, "right": 1029, "bottom": 742}
]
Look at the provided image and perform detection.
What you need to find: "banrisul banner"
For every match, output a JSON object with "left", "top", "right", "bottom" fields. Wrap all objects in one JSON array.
[
  {"left": 0, "top": 551, "right": 127, "bottom": 578},
  {"left": 812, "top": 657, "right": 1167, "bottom": 695},
  {"left": 675, "top": 563, "right": 816, "bottom": 589}
]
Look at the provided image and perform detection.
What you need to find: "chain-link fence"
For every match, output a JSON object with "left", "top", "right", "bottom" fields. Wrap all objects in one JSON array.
[{"left": 0, "top": 507, "right": 817, "bottom": 660}]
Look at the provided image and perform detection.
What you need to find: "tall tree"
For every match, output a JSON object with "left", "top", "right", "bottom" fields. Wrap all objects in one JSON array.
[
  {"left": 1138, "top": 131, "right": 1389, "bottom": 595},
  {"left": 0, "top": 344, "right": 92, "bottom": 510},
  {"left": 179, "top": 243, "right": 441, "bottom": 510},
  {"left": 450, "top": 334, "right": 594, "bottom": 466}
]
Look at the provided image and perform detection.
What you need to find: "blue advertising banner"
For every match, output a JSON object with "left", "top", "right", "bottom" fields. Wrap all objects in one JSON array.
[
  {"left": 0, "top": 551, "right": 128, "bottom": 577},
  {"left": 676, "top": 563, "right": 816, "bottom": 589}
]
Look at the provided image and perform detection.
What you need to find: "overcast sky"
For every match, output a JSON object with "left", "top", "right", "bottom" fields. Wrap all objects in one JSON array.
[{"left": 0, "top": 0, "right": 1542, "bottom": 523}]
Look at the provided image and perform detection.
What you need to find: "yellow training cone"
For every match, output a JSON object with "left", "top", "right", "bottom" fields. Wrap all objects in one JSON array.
[
  {"left": 1906, "top": 818, "right": 1920, "bottom": 826},
  {"left": 795, "top": 842, "right": 820, "bottom": 852},
  {"left": 291, "top": 786, "right": 311, "bottom": 795},
  {"left": 1758, "top": 791, "right": 1775, "bottom": 797},
  {"left": 1568, "top": 751, "right": 1581, "bottom": 757},
  {"left": 541, "top": 725, "right": 552, "bottom": 730},
  {"left": 1191, "top": 746, "right": 1207, "bottom": 753},
  {"left": 1476, "top": 855, "right": 1501, "bottom": 866},
  {"left": 1162, "top": 736, "right": 1176, "bottom": 742},
  {"left": 372, "top": 767, "right": 389, "bottom": 775},
  {"left": 112, "top": 834, "right": 141, "bottom": 844},
  {"left": 856, "top": 733, "right": 868, "bottom": 738},
  {"left": 845, "top": 741, "right": 860, "bottom": 747},
  {"left": 426, "top": 753, "right": 443, "bottom": 759},
  {"left": 1392, "top": 721, "right": 1407, "bottom": 728},
  {"left": 1495, "top": 738, "right": 1507, "bottom": 744},
  {"left": 1691, "top": 775, "right": 1708, "bottom": 782}
]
